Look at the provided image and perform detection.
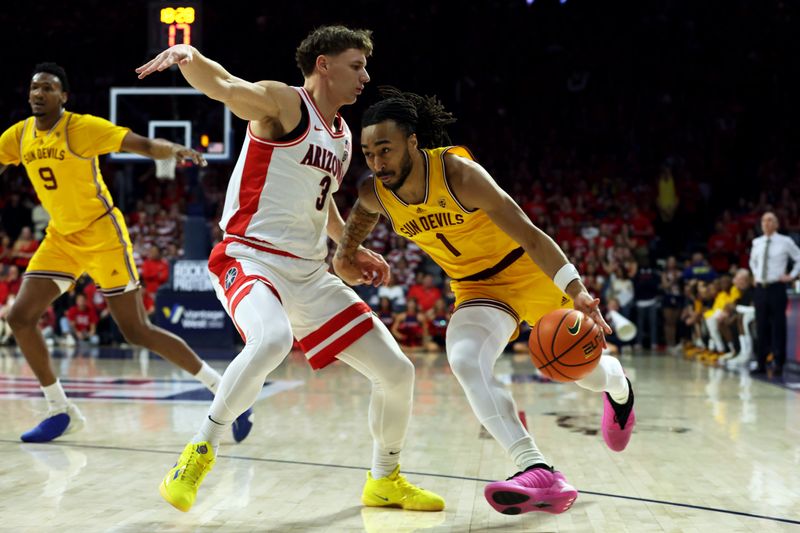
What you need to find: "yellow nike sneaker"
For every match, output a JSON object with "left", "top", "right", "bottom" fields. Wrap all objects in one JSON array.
[
  {"left": 159, "top": 441, "right": 216, "bottom": 512},
  {"left": 362, "top": 465, "right": 445, "bottom": 511}
]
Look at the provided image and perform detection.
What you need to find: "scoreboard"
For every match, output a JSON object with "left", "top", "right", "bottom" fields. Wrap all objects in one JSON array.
[{"left": 148, "top": 1, "right": 202, "bottom": 53}]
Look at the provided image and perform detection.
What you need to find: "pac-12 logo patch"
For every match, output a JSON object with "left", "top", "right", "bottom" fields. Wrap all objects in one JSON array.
[{"left": 224, "top": 267, "right": 238, "bottom": 290}]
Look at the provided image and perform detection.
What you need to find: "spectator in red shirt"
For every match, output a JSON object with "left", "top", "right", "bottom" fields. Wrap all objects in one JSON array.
[
  {"left": 63, "top": 294, "right": 99, "bottom": 345},
  {"left": 707, "top": 221, "right": 736, "bottom": 271},
  {"left": 0, "top": 234, "right": 13, "bottom": 266},
  {"left": 11, "top": 227, "right": 39, "bottom": 270},
  {"left": 407, "top": 273, "right": 442, "bottom": 312},
  {"left": 629, "top": 207, "right": 655, "bottom": 241},
  {"left": 3, "top": 265, "right": 22, "bottom": 298},
  {"left": 140, "top": 246, "right": 170, "bottom": 297}
]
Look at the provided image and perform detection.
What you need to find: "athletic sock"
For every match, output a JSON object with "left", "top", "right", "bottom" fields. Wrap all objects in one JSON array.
[
  {"left": 193, "top": 415, "right": 229, "bottom": 450},
  {"left": 509, "top": 435, "right": 548, "bottom": 471},
  {"left": 194, "top": 361, "right": 222, "bottom": 394},
  {"left": 371, "top": 442, "right": 400, "bottom": 479},
  {"left": 41, "top": 380, "right": 69, "bottom": 411}
]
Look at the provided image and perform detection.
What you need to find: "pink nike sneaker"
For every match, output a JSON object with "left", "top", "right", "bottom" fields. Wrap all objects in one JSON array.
[
  {"left": 602, "top": 377, "right": 636, "bottom": 452},
  {"left": 484, "top": 465, "right": 578, "bottom": 515}
]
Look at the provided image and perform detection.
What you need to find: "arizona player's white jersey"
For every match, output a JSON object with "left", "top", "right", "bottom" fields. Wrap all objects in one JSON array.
[{"left": 220, "top": 87, "right": 352, "bottom": 261}]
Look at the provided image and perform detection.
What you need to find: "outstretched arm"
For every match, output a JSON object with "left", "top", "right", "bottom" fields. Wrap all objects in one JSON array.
[
  {"left": 136, "top": 44, "right": 298, "bottom": 127},
  {"left": 120, "top": 132, "right": 206, "bottom": 166},
  {"left": 333, "top": 178, "right": 390, "bottom": 286},
  {"left": 446, "top": 154, "right": 611, "bottom": 334}
]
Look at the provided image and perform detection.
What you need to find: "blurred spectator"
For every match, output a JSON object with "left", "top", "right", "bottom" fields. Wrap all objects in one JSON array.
[
  {"left": 391, "top": 298, "right": 425, "bottom": 351},
  {"left": 11, "top": 226, "right": 39, "bottom": 270},
  {"left": 632, "top": 257, "right": 661, "bottom": 350},
  {"left": 62, "top": 293, "right": 99, "bottom": 345},
  {"left": 31, "top": 202, "right": 49, "bottom": 241},
  {"left": 140, "top": 246, "right": 170, "bottom": 297},
  {"left": 656, "top": 166, "right": 679, "bottom": 223},
  {"left": 377, "top": 272, "right": 407, "bottom": 311},
  {"left": 407, "top": 273, "right": 442, "bottom": 312},
  {"left": 0, "top": 234, "right": 12, "bottom": 266},
  {"left": 660, "top": 256, "right": 684, "bottom": 352},
  {"left": 606, "top": 263, "right": 635, "bottom": 319},
  {"left": 425, "top": 298, "right": 451, "bottom": 352},
  {"left": 707, "top": 221, "right": 736, "bottom": 272},
  {"left": 376, "top": 297, "right": 396, "bottom": 329},
  {"left": 682, "top": 252, "right": 717, "bottom": 282},
  {"left": 1, "top": 265, "right": 22, "bottom": 298}
]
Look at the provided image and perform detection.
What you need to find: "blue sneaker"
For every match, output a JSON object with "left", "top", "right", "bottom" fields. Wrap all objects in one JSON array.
[
  {"left": 21, "top": 403, "right": 86, "bottom": 443},
  {"left": 232, "top": 407, "right": 253, "bottom": 443}
]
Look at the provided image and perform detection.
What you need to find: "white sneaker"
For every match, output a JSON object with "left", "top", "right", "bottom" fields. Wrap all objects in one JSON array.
[{"left": 718, "top": 351, "right": 736, "bottom": 364}]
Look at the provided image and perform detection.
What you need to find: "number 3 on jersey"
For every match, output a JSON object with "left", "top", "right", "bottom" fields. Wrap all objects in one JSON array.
[
  {"left": 315, "top": 175, "right": 331, "bottom": 210},
  {"left": 39, "top": 167, "right": 58, "bottom": 190}
]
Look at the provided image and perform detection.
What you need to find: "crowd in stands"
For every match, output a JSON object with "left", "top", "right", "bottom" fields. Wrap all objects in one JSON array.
[{"left": 0, "top": 1, "right": 798, "bottom": 361}]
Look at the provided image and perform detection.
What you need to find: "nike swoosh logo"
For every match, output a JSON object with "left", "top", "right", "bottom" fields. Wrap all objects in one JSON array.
[
  {"left": 373, "top": 493, "right": 389, "bottom": 502},
  {"left": 314, "top": 126, "right": 323, "bottom": 131},
  {"left": 389, "top": 451, "right": 399, "bottom": 455},
  {"left": 567, "top": 314, "right": 582, "bottom": 335}
]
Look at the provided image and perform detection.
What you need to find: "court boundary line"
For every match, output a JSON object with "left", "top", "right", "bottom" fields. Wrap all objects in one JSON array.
[{"left": 2, "top": 439, "right": 798, "bottom": 526}]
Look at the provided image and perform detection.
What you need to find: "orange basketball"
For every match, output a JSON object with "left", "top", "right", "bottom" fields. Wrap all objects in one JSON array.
[{"left": 529, "top": 308, "right": 603, "bottom": 382}]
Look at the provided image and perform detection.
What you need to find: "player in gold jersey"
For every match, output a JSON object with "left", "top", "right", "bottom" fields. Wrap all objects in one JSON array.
[
  {"left": 0, "top": 63, "right": 253, "bottom": 444},
  {"left": 335, "top": 88, "right": 637, "bottom": 516}
]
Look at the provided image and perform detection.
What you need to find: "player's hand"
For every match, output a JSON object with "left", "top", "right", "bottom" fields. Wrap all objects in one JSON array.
[
  {"left": 136, "top": 45, "right": 194, "bottom": 79},
  {"left": 572, "top": 291, "right": 612, "bottom": 335},
  {"left": 333, "top": 247, "right": 390, "bottom": 287},
  {"left": 173, "top": 145, "right": 208, "bottom": 167}
]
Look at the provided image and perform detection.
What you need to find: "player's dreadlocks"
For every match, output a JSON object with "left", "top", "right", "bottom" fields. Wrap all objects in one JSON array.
[{"left": 361, "top": 86, "right": 456, "bottom": 148}]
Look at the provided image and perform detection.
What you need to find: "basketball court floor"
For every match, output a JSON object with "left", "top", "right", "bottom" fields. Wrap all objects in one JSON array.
[{"left": 1, "top": 345, "right": 798, "bottom": 532}]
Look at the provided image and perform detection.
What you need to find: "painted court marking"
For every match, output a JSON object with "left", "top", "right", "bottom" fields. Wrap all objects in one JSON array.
[
  {"left": 1, "top": 439, "right": 797, "bottom": 526},
  {"left": 0, "top": 376, "right": 303, "bottom": 404}
]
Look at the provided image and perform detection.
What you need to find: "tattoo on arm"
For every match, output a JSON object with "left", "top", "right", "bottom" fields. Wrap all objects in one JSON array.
[{"left": 335, "top": 200, "right": 380, "bottom": 260}]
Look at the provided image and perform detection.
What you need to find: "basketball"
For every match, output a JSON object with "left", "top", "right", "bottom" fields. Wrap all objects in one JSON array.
[{"left": 529, "top": 308, "right": 604, "bottom": 382}]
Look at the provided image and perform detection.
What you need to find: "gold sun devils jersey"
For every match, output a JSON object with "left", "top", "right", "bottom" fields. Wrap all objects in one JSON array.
[
  {"left": 0, "top": 112, "right": 129, "bottom": 235},
  {"left": 375, "top": 146, "right": 528, "bottom": 280}
]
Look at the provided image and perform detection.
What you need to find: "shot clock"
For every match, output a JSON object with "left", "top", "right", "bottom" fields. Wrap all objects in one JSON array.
[{"left": 148, "top": 1, "right": 202, "bottom": 54}]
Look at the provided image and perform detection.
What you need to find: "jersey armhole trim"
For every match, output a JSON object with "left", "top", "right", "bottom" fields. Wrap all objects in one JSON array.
[
  {"left": 441, "top": 146, "right": 477, "bottom": 214},
  {"left": 246, "top": 118, "right": 311, "bottom": 147},
  {"left": 373, "top": 178, "right": 398, "bottom": 233},
  {"left": 63, "top": 113, "right": 92, "bottom": 161}
]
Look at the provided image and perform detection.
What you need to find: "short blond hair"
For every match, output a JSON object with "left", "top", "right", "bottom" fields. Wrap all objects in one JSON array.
[{"left": 295, "top": 25, "right": 373, "bottom": 77}]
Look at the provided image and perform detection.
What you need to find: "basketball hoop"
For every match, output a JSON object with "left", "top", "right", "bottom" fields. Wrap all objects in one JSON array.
[{"left": 155, "top": 157, "right": 176, "bottom": 180}]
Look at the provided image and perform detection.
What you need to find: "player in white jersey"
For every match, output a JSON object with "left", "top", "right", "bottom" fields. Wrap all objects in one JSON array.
[{"left": 137, "top": 26, "right": 445, "bottom": 513}]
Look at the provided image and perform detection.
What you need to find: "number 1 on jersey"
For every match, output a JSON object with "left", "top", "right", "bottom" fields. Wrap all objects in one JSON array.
[{"left": 435, "top": 232, "right": 461, "bottom": 257}]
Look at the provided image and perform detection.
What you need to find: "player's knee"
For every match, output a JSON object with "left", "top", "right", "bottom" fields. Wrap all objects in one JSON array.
[
  {"left": 385, "top": 352, "right": 414, "bottom": 388},
  {"left": 7, "top": 303, "right": 39, "bottom": 331},
  {"left": 250, "top": 327, "right": 293, "bottom": 365},
  {"left": 447, "top": 345, "right": 482, "bottom": 383}
]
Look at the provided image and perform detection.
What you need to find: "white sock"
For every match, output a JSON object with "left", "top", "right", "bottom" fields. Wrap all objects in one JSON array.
[
  {"left": 509, "top": 436, "right": 548, "bottom": 470},
  {"left": 575, "top": 355, "right": 629, "bottom": 404},
  {"left": 371, "top": 443, "right": 400, "bottom": 479},
  {"left": 193, "top": 414, "right": 229, "bottom": 450},
  {"left": 194, "top": 361, "right": 222, "bottom": 394},
  {"left": 41, "top": 380, "right": 69, "bottom": 411}
]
